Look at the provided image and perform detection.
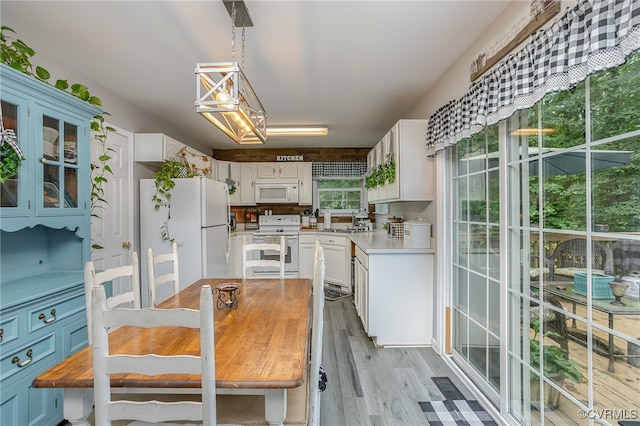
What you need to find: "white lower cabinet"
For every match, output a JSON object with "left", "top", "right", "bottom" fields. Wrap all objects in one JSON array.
[
  {"left": 354, "top": 246, "right": 369, "bottom": 332},
  {"left": 353, "top": 245, "right": 434, "bottom": 347},
  {"left": 229, "top": 234, "right": 238, "bottom": 278},
  {"left": 317, "top": 234, "right": 349, "bottom": 291},
  {"left": 229, "top": 233, "right": 254, "bottom": 278},
  {"left": 299, "top": 234, "right": 317, "bottom": 279},
  {"left": 300, "top": 233, "right": 350, "bottom": 291}
]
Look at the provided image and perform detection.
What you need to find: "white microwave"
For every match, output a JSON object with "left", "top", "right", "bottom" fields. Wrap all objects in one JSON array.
[{"left": 254, "top": 179, "right": 299, "bottom": 204}]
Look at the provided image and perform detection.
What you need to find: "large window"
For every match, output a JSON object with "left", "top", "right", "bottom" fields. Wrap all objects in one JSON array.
[
  {"left": 451, "top": 123, "right": 502, "bottom": 405},
  {"left": 450, "top": 51, "right": 640, "bottom": 425},
  {"left": 506, "top": 51, "right": 640, "bottom": 425},
  {"left": 314, "top": 177, "right": 364, "bottom": 214}
]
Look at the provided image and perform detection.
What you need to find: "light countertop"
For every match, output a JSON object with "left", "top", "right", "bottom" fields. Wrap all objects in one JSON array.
[
  {"left": 346, "top": 230, "right": 435, "bottom": 254},
  {"left": 232, "top": 226, "right": 434, "bottom": 254}
]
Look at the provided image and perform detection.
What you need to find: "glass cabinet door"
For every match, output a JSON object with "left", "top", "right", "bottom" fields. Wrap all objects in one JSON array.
[
  {"left": 38, "top": 110, "right": 82, "bottom": 213},
  {"left": 0, "top": 100, "right": 20, "bottom": 208}
]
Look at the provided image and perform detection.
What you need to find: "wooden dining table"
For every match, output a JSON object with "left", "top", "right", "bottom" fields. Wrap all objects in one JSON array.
[{"left": 32, "top": 277, "right": 312, "bottom": 426}]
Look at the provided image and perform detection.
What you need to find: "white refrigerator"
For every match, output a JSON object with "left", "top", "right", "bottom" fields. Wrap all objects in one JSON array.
[{"left": 140, "top": 177, "right": 230, "bottom": 306}]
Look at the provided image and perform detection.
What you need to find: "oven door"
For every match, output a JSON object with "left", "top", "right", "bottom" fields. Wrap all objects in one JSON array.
[{"left": 251, "top": 233, "right": 299, "bottom": 277}]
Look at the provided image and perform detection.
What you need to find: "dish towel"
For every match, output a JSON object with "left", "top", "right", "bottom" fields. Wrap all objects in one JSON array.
[{"left": 263, "top": 236, "right": 285, "bottom": 256}]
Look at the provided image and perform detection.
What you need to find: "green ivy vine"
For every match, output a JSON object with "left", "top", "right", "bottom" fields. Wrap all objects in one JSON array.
[
  {"left": 0, "top": 142, "right": 22, "bottom": 183},
  {"left": 365, "top": 168, "right": 378, "bottom": 189},
  {"left": 365, "top": 156, "right": 396, "bottom": 190},
  {"left": 225, "top": 178, "right": 237, "bottom": 195},
  {"left": 152, "top": 159, "right": 194, "bottom": 242}
]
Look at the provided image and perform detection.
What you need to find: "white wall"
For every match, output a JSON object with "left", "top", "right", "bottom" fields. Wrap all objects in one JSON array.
[
  {"left": 404, "top": 1, "right": 537, "bottom": 121},
  {"left": 386, "top": 1, "right": 538, "bottom": 240},
  {"left": 28, "top": 52, "right": 211, "bottom": 155}
]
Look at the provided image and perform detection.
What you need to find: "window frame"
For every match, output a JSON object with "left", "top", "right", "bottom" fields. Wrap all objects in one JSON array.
[{"left": 312, "top": 176, "right": 366, "bottom": 216}]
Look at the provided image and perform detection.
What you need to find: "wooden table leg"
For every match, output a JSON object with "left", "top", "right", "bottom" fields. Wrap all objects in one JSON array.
[
  {"left": 264, "top": 389, "right": 287, "bottom": 426},
  {"left": 63, "top": 388, "right": 93, "bottom": 426}
]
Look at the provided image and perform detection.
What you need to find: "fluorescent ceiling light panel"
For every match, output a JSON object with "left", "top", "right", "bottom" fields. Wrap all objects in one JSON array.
[{"left": 266, "top": 126, "right": 328, "bottom": 136}]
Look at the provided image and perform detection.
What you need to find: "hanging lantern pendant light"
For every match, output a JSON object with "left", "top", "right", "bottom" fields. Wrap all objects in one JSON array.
[{"left": 195, "top": 1, "right": 266, "bottom": 144}]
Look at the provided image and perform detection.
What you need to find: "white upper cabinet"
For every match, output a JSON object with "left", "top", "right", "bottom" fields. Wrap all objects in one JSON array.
[
  {"left": 367, "top": 119, "right": 434, "bottom": 203},
  {"left": 135, "top": 133, "right": 213, "bottom": 178},
  {"left": 256, "top": 162, "right": 298, "bottom": 179},
  {"left": 239, "top": 163, "right": 256, "bottom": 205},
  {"left": 214, "top": 160, "right": 309, "bottom": 206},
  {"left": 217, "top": 161, "right": 241, "bottom": 205},
  {"left": 215, "top": 161, "right": 256, "bottom": 206},
  {"left": 298, "top": 162, "right": 312, "bottom": 205},
  {"left": 134, "top": 133, "right": 185, "bottom": 163}
]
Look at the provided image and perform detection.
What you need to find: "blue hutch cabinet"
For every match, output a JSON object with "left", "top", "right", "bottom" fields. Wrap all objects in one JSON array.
[{"left": 0, "top": 63, "right": 101, "bottom": 425}]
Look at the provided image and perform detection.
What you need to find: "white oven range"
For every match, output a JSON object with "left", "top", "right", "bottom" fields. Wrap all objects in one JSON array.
[{"left": 251, "top": 214, "right": 300, "bottom": 277}]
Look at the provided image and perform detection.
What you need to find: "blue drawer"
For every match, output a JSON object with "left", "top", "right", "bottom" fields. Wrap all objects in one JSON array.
[
  {"left": 28, "top": 290, "right": 84, "bottom": 336},
  {"left": 1, "top": 332, "right": 56, "bottom": 386}
]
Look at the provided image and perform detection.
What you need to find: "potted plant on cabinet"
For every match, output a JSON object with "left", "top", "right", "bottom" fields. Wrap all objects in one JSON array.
[{"left": 529, "top": 318, "right": 585, "bottom": 409}]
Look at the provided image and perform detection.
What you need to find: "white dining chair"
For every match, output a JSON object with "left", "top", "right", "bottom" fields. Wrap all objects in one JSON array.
[
  {"left": 84, "top": 251, "right": 141, "bottom": 344},
  {"left": 307, "top": 241, "right": 325, "bottom": 426},
  {"left": 91, "top": 284, "right": 238, "bottom": 426},
  {"left": 147, "top": 242, "right": 180, "bottom": 306},
  {"left": 242, "top": 235, "right": 286, "bottom": 278}
]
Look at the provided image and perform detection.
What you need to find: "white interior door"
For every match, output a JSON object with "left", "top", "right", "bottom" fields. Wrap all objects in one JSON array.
[{"left": 90, "top": 125, "right": 133, "bottom": 298}]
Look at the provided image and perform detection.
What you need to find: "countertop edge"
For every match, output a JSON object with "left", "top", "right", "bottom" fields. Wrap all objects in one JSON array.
[{"left": 231, "top": 228, "right": 435, "bottom": 254}]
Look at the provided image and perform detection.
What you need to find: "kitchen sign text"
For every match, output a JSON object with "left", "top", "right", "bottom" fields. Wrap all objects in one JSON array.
[{"left": 276, "top": 155, "right": 304, "bottom": 162}]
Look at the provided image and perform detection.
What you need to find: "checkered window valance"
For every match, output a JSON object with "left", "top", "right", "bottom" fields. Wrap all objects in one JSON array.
[
  {"left": 312, "top": 161, "right": 367, "bottom": 178},
  {"left": 426, "top": 0, "right": 640, "bottom": 155}
]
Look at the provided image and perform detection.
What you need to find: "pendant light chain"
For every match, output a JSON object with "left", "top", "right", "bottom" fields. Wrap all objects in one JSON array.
[
  {"left": 230, "top": 1, "right": 237, "bottom": 63},
  {"left": 241, "top": 26, "right": 246, "bottom": 69},
  {"left": 229, "top": 2, "right": 246, "bottom": 69}
]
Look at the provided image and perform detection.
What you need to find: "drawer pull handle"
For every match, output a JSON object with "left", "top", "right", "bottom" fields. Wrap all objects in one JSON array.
[
  {"left": 12, "top": 349, "right": 33, "bottom": 368},
  {"left": 38, "top": 309, "right": 57, "bottom": 324}
]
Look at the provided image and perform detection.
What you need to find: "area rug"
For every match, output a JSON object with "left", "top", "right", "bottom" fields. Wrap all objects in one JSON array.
[
  {"left": 324, "top": 286, "right": 351, "bottom": 301},
  {"left": 419, "top": 399, "right": 497, "bottom": 425},
  {"left": 431, "top": 376, "right": 465, "bottom": 400},
  {"left": 418, "top": 377, "right": 497, "bottom": 425}
]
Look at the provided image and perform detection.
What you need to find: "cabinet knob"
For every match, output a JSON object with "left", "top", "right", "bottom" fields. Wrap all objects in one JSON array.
[{"left": 122, "top": 241, "right": 131, "bottom": 249}]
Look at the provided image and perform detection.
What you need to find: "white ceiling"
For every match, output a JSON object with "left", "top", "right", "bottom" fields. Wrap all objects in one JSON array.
[{"left": 2, "top": 1, "right": 513, "bottom": 150}]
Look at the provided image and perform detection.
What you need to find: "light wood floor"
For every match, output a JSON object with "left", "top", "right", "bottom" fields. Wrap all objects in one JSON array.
[{"left": 319, "top": 296, "right": 477, "bottom": 426}]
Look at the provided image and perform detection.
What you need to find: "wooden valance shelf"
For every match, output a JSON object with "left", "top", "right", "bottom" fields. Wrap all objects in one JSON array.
[{"left": 470, "top": 1, "right": 561, "bottom": 82}]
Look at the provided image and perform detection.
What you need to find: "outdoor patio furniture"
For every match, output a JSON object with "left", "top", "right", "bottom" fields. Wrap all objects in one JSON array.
[{"left": 548, "top": 238, "right": 614, "bottom": 282}]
